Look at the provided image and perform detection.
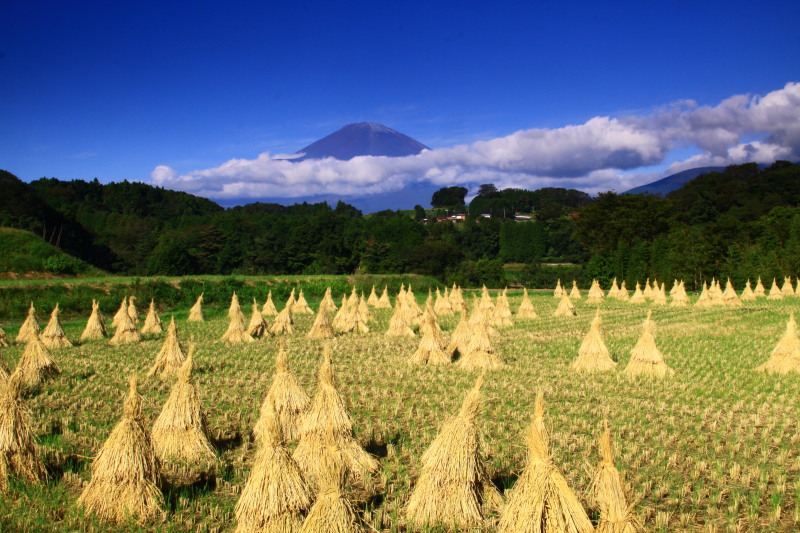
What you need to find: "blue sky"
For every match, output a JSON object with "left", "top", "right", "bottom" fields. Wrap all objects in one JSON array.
[{"left": 2, "top": 0, "right": 799, "bottom": 201}]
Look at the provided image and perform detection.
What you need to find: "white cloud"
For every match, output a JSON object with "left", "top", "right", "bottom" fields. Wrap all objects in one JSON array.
[{"left": 151, "top": 82, "right": 800, "bottom": 199}]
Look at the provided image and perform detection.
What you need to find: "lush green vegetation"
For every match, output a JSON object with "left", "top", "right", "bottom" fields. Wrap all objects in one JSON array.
[{"left": 0, "top": 228, "right": 101, "bottom": 276}]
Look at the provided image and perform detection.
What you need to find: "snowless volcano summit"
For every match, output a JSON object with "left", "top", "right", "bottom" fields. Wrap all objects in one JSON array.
[{"left": 288, "top": 122, "right": 429, "bottom": 161}]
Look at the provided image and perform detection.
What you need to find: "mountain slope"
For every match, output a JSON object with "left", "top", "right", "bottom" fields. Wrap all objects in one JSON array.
[
  {"left": 289, "top": 122, "right": 429, "bottom": 161},
  {"left": 625, "top": 166, "right": 725, "bottom": 196},
  {"left": 0, "top": 227, "right": 102, "bottom": 276}
]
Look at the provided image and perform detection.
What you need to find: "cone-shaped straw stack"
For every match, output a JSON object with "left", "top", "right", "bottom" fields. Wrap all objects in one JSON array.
[
  {"left": 262, "top": 291, "right": 279, "bottom": 317},
  {"left": 572, "top": 310, "right": 617, "bottom": 372},
  {"left": 235, "top": 404, "right": 313, "bottom": 533},
  {"left": 569, "top": 280, "right": 582, "bottom": 299},
  {"left": 270, "top": 305, "right": 295, "bottom": 336},
  {"left": 127, "top": 296, "right": 140, "bottom": 325},
  {"left": 491, "top": 290, "right": 514, "bottom": 327},
  {"left": 366, "top": 286, "right": 379, "bottom": 307},
  {"left": 299, "top": 444, "right": 364, "bottom": 533},
  {"left": 446, "top": 310, "right": 471, "bottom": 358},
  {"left": 456, "top": 321, "right": 503, "bottom": 370},
  {"left": 768, "top": 278, "right": 784, "bottom": 300},
  {"left": 554, "top": 293, "right": 576, "bottom": 317},
  {"left": 111, "top": 297, "right": 128, "bottom": 329},
  {"left": 694, "top": 282, "right": 712, "bottom": 307},
  {"left": 77, "top": 376, "right": 164, "bottom": 523},
  {"left": 722, "top": 279, "right": 742, "bottom": 307},
  {"left": 222, "top": 299, "right": 256, "bottom": 344},
  {"left": 498, "top": 390, "right": 594, "bottom": 533},
  {"left": 782, "top": 276, "right": 795, "bottom": 296},
  {"left": 623, "top": 311, "right": 674, "bottom": 378},
  {"left": 109, "top": 306, "right": 142, "bottom": 345},
  {"left": 140, "top": 299, "right": 164, "bottom": 336},
  {"left": 228, "top": 292, "right": 246, "bottom": 322},
  {"left": 385, "top": 298, "right": 415, "bottom": 338},
  {"left": 0, "top": 371, "right": 47, "bottom": 491},
  {"left": 629, "top": 283, "right": 646, "bottom": 304},
  {"left": 188, "top": 293, "right": 204, "bottom": 322},
  {"left": 652, "top": 283, "right": 668, "bottom": 306},
  {"left": 741, "top": 280, "right": 756, "bottom": 301},
  {"left": 405, "top": 374, "right": 501, "bottom": 530},
  {"left": 151, "top": 348, "right": 216, "bottom": 482},
  {"left": 516, "top": 288, "right": 538, "bottom": 319},
  {"left": 433, "top": 287, "right": 454, "bottom": 316},
  {"left": 670, "top": 281, "right": 689, "bottom": 306},
  {"left": 17, "top": 335, "right": 60, "bottom": 388},
  {"left": 587, "top": 279, "right": 605, "bottom": 304},
  {"left": 254, "top": 344, "right": 311, "bottom": 443},
  {"left": 16, "top": 302, "right": 40, "bottom": 344},
  {"left": 81, "top": 299, "right": 107, "bottom": 341},
  {"left": 410, "top": 313, "right": 451, "bottom": 365},
  {"left": 40, "top": 303, "right": 72, "bottom": 349},
  {"left": 591, "top": 420, "right": 645, "bottom": 533},
  {"left": 148, "top": 316, "right": 187, "bottom": 379},
  {"left": 608, "top": 278, "right": 620, "bottom": 299},
  {"left": 0, "top": 326, "right": 8, "bottom": 348},
  {"left": 754, "top": 277, "right": 766, "bottom": 297},
  {"left": 293, "top": 290, "right": 315, "bottom": 315},
  {"left": 293, "top": 346, "right": 377, "bottom": 491},
  {"left": 756, "top": 314, "right": 800, "bottom": 373},
  {"left": 616, "top": 281, "right": 629, "bottom": 301},
  {"left": 307, "top": 305, "right": 336, "bottom": 339},
  {"left": 318, "top": 288, "right": 337, "bottom": 314},
  {"left": 247, "top": 299, "right": 269, "bottom": 338},
  {"left": 375, "top": 286, "right": 392, "bottom": 309},
  {"left": 553, "top": 279, "right": 564, "bottom": 298}
]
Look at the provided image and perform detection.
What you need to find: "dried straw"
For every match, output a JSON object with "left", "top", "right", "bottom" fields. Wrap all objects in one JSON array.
[
  {"left": 553, "top": 279, "right": 563, "bottom": 298},
  {"left": 109, "top": 307, "right": 142, "bottom": 345},
  {"left": 623, "top": 311, "right": 674, "bottom": 378},
  {"left": 366, "top": 285, "right": 379, "bottom": 307},
  {"left": 433, "top": 287, "right": 454, "bottom": 316},
  {"left": 670, "top": 282, "right": 689, "bottom": 307},
  {"left": 111, "top": 297, "right": 128, "bottom": 330},
  {"left": 569, "top": 280, "right": 582, "bottom": 300},
  {"left": 722, "top": 279, "right": 742, "bottom": 307},
  {"left": 127, "top": 296, "right": 140, "bottom": 325},
  {"left": 254, "top": 344, "right": 311, "bottom": 443},
  {"left": 0, "top": 371, "right": 47, "bottom": 491},
  {"left": 229, "top": 292, "right": 247, "bottom": 323},
  {"left": 298, "top": 444, "right": 364, "bottom": 533},
  {"left": 629, "top": 283, "right": 646, "bottom": 304},
  {"left": 293, "top": 290, "right": 315, "bottom": 315},
  {"left": 405, "top": 374, "right": 501, "bottom": 530},
  {"left": 616, "top": 281, "right": 629, "bottom": 301},
  {"left": 151, "top": 348, "right": 216, "bottom": 483},
  {"left": 262, "top": 291, "right": 279, "bottom": 317},
  {"left": 587, "top": 279, "right": 605, "bottom": 304},
  {"left": 375, "top": 286, "right": 392, "bottom": 309},
  {"left": 307, "top": 306, "right": 337, "bottom": 339},
  {"left": 16, "top": 302, "right": 40, "bottom": 344},
  {"left": 40, "top": 303, "right": 73, "bottom": 349},
  {"left": 81, "top": 299, "right": 107, "bottom": 341},
  {"left": 0, "top": 327, "right": 8, "bottom": 348},
  {"left": 652, "top": 283, "right": 667, "bottom": 306},
  {"left": 753, "top": 277, "right": 766, "bottom": 297},
  {"left": 270, "top": 306, "right": 295, "bottom": 336},
  {"left": 222, "top": 310, "right": 256, "bottom": 344},
  {"left": 782, "top": 276, "right": 795, "bottom": 296},
  {"left": 756, "top": 313, "right": 800, "bottom": 373},
  {"left": 554, "top": 293, "right": 576, "bottom": 317},
  {"left": 457, "top": 323, "right": 503, "bottom": 370},
  {"left": 768, "top": 278, "right": 784, "bottom": 300},
  {"left": 147, "top": 316, "right": 187, "bottom": 379},
  {"left": 188, "top": 293, "right": 204, "bottom": 322},
  {"left": 608, "top": 278, "right": 620, "bottom": 298},
  {"left": 694, "top": 282, "right": 712, "bottom": 307},
  {"left": 516, "top": 288, "right": 538, "bottom": 319},
  {"left": 410, "top": 313, "right": 451, "bottom": 365},
  {"left": 247, "top": 299, "right": 270, "bottom": 338},
  {"left": 77, "top": 376, "right": 164, "bottom": 523},
  {"left": 572, "top": 309, "right": 617, "bottom": 372},
  {"left": 17, "top": 335, "right": 60, "bottom": 388},
  {"left": 741, "top": 279, "right": 756, "bottom": 301},
  {"left": 497, "top": 390, "right": 594, "bottom": 533},
  {"left": 446, "top": 310, "right": 471, "bottom": 357},
  {"left": 140, "top": 299, "right": 164, "bottom": 335}
]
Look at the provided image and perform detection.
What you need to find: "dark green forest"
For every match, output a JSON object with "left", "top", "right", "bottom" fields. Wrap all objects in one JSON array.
[{"left": 1, "top": 162, "right": 799, "bottom": 288}]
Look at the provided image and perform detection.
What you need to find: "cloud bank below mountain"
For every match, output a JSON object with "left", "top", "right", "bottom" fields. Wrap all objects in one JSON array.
[{"left": 152, "top": 82, "right": 800, "bottom": 199}]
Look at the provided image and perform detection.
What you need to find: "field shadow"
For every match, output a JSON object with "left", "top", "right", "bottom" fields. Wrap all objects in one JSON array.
[
  {"left": 211, "top": 431, "right": 243, "bottom": 452},
  {"left": 162, "top": 474, "right": 217, "bottom": 511},
  {"left": 492, "top": 472, "right": 519, "bottom": 494}
]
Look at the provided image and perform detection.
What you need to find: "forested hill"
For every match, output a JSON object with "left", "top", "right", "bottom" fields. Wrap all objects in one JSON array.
[{"left": 1, "top": 161, "right": 800, "bottom": 289}]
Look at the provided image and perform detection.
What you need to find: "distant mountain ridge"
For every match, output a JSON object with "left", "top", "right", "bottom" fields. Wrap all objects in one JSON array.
[
  {"left": 286, "top": 122, "right": 429, "bottom": 161},
  {"left": 624, "top": 167, "right": 726, "bottom": 196}
]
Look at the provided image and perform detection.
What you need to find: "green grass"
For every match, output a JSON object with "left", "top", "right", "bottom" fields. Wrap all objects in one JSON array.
[
  {"left": 1, "top": 287, "right": 800, "bottom": 531},
  {"left": 0, "top": 227, "right": 102, "bottom": 277}
]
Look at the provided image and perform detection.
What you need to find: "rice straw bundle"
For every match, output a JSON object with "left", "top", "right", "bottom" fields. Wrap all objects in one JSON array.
[
  {"left": 516, "top": 288, "right": 538, "bottom": 319},
  {"left": 0, "top": 327, "right": 8, "bottom": 348},
  {"left": 782, "top": 276, "right": 795, "bottom": 296},
  {"left": 569, "top": 280, "right": 582, "bottom": 299},
  {"left": 479, "top": 285, "right": 495, "bottom": 311},
  {"left": 40, "top": 303, "right": 73, "bottom": 349},
  {"left": 307, "top": 306, "right": 336, "bottom": 339},
  {"left": 418, "top": 302, "right": 443, "bottom": 337},
  {"left": 270, "top": 306, "right": 295, "bottom": 336},
  {"left": 754, "top": 277, "right": 766, "bottom": 297},
  {"left": 81, "top": 299, "right": 107, "bottom": 341},
  {"left": 670, "top": 281, "right": 689, "bottom": 306},
  {"left": 446, "top": 310, "right": 471, "bottom": 357},
  {"left": 642, "top": 279, "right": 653, "bottom": 300},
  {"left": 127, "top": 296, "right": 140, "bottom": 325},
  {"left": 433, "top": 288, "right": 454, "bottom": 316},
  {"left": 148, "top": 316, "right": 187, "bottom": 379},
  {"left": 410, "top": 314, "right": 451, "bottom": 365},
  {"left": 299, "top": 444, "right": 364, "bottom": 533},
  {"left": 796, "top": 277, "right": 800, "bottom": 295},
  {"left": 0, "top": 370, "right": 47, "bottom": 491},
  {"left": 591, "top": 420, "right": 645, "bottom": 533},
  {"left": 694, "top": 282, "right": 712, "bottom": 307},
  {"left": 404, "top": 286, "right": 423, "bottom": 324},
  {"left": 366, "top": 285, "right": 379, "bottom": 307},
  {"left": 357, "top": 294, "right": 372, "bottom": 323},
  {"left": 318, "top": 287, "right": 338, "bottom": 314},
  {"left": 709, "top": 279, "right": 724, "bottom": 305},
  {"left": 623, "top": 311, "right": 674, "bottom": 378},
  {"left": 449, "top": 283, "right": 464, "bottom": 308},
  {"left": 651, "top": 283, "right": 667, "bottom": 306},
  {"left": 229, "top": 292, "right": 247, "bottom": 323},
  {"left": 768, "top": 278, "right": 784, "bottom": 300},
  {"left": 109, "top": 307, "right": 142, "bottom": 345},
  {"left": 331, "top": 294, "right": 352, "bottom": 332},
  {"left": 16, "top": 302, "right": 40, "bottom": 344},
  {"left": 140, "top": 299, "right": 164, "bottom": 336},
  {"left": 405, "top": 375, "right": 501, "bottom": 530},
  {"left": 554, "top": 293, "right": 577, "bottom": 317},
  {"left": 741, "top": 279, "right": 756, "bottom": 301},
  {"left": 17, "top": 335, "right": 60, "bottom": 388},
  {"left": 111, "top": 297, "right": 129, "bottom": 330},
  {"left": 375, "top": 286, "right": 392, "bottom": 309},
  {"left": 722, "top": 279, "right": 743, "bottom": 307},
  {"left": 497, "top": 390, "right": 594, "bottom": 533},
  {"left": 587, "top": 279, "right": 605, "bottom": 303},
  {"left": 247, "top": 299, "right": 269, "bottom": 338},
  {"left": 151, "top": 348, "right": 215, "bottom": 482},
  {"left": 554, "top": 279, "right": 564, "bottom": 298},
  {"left": 629, "top": 283, "right": 646, "bottom": 304},
  {"left": 293, "top": 290, "right": 315, "bottom": 315},
  {"left": 235, "top": 404, "right": 313, "bottom": 533},
  {"left": 491, "top": 290, "right": 514, "bottom": 327},
  {"left": 616, "top": 281, "right": 629, "bottom": 301},
  {"left": 0, "top": 355, "right": 8, "bottom": 381},
  {"left": 756, "top": 313, "right": 800, "bottom": 373},
  {"left": 262, "top": 291, "right": 279, "bottom": 316},
  {"left": 608, "top": 278, "right": 620, "bottom": 298},
  {"left": 572, "top": 309, "right": 616, "bottom": 372},
  {"left": 457, "top": 323, "right": 503, "bottom": 370},
  {"left": 254, "top": 344, "right": 311, "bottom": 443},
  {"left": 221, "top": 309, "right": 256, "bottom": 344},
  {"left": 77, "top": 376, "right": 164, "bottom": 523},
  {"left": 188, "top": 293, "right": 204, "bottom": 322},
  {"left": 285, "top": 289, "right": 297, "bottom": 312},
  {"left": 293, "top": 346, "right": 377, "bottom": 491}
]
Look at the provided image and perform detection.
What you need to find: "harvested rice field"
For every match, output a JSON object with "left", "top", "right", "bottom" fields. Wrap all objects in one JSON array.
[{"left": 1, "top": 284, "right": 799, "bottom": 532}]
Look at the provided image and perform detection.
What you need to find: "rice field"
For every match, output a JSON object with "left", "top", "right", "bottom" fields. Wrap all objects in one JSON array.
[{"left": 1, "top": 286, "right": 800, "bottom": 532}]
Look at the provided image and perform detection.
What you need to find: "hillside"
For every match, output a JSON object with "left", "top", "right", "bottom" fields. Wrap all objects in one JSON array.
[{"left": 0, "top": 227, "right": 103, "bottom": 277}]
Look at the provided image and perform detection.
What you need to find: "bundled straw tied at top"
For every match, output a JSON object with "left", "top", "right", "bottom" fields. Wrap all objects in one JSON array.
[
  {"left": 754, "top": 276, "right": 766, "bottom": 297},
  {"left": 270, "top": 303, "right": 296, "bottom": 336},
  {"left": 569, "top": 279, "right": 582, "bottom": 299},
  {"left": 229, "top": 291, "right": 247, "bottom": 322},
  {"left": 553, "top": 279, "right": 564, "bottom": 298},
  {"left": 782, "top": 276, "right": 795, "bottom": 296},
  {"left": 756, "top": 313, "right": 800, "bottom": 373},
  {"left": 366, "top": 285, "right": 379, "bottom": 307},
  {"left": 40, "top": 303, "right": 72, "bottom": 349},
  {"left": 127, "top": 295, "right": 140, "bottom": 324},
  {"left": 456, "top": 320, "right": 504, "bottom": 370},
  {"left": 375, "top": 285, "right": 392, "bottom": 309},
  {"left": 77, "top": 376, "right": 164, "bottom": 524},
  {"left": 741, "top": 279, "right": 756, "bottom": 301},
  {"left": 630, "top": 283, "right": 646, "bottom": 304},
  {"left": 140, "top": 299, "right": 164, "bottom": 335},
  {"left": 497, "top": 390, "right": 594, "bottom": 533},
  {"left": 623, "top": 311, "right": 674, "bottom": 378},
  {"left": 516, "top": 287, "right": 538, "bottom": 319},
  {"left": 147, "top": 316, "right": 186, "bottom": 378},
  {"left": 554, "top": 293, "right": 577, "bottom": 317},
  {"left": 16, "top": 334, "right": 60, "bottom": 388},
  {"left": 307, "top": 303, "right": 337, "bottom": 339},
  {"left": 318, "top": 287, "right": 338, "bottom": 314},
  {"left": 247, "top": 298, "right": 270, "bottom": 338},
  {"left": 253, "top": 343, "right": 311, "bottom": 443},
  {"left": 768, "top": 278, "right": 783, "bottom": 300},
  {"left": 262, "top": 290, "right": 279, "bottom": 316},
  {"left": 410, "top": 312, "right": 451, "bottom": 365},
  {"left": 111, "top": 296, "right": 128, "bottom": 329},
  {"left": 80, "top": 299, "right": 107, "bottom": 341},
  {"left": 109, "top": 305, "right": 142, "bottom": 345},
  {"left": 0, "top": 354, "right": 8, "bottom": 381},
  {"left": 222, "top": 298, "right": 256, "bottom": 344},
  {"left": 299, "top": 444, "right": 365, "bottom": 533},
  {"left": 405, "top": 374, "right": 501, "bottom": 530},
  {"left": 188, "top": 293, "right": 204, "bottom": 322},
  {"left": 572, "top": 309, "right": 617, "bottom": 373},
  {"left": 293, "top": 289, "right": 315, "bottom": 315},
  {"left": 16, "top": 302, "right": 40, "bottom": 344},
  {"left": 0, "top": 371, "right": 47, "bottom": 492}
]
